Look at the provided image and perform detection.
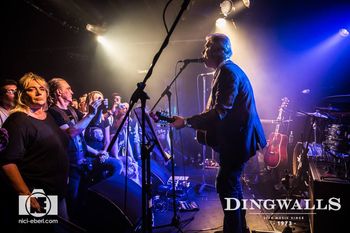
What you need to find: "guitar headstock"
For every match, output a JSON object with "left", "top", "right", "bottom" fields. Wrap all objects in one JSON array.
[
  {"left": 275, "top": 97, "right": 290, "bottom": 122},
  {"left": 149, "top": 110, "right": 175, "bottom": 125},
  {"left": 280, "top": 97, "right": 290, "bottom": 111}
]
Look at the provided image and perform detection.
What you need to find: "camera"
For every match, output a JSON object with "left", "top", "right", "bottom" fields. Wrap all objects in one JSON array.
[
  {"left": 118, "top": 103, "right": 127, "bottom": 109},
  {"left": 98, "top": 98, "right": 108, "bottom": 113}
]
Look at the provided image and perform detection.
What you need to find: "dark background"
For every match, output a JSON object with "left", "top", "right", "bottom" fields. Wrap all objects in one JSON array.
[{"left": 1, "top": 0, "right": 350, "bottom": 161}]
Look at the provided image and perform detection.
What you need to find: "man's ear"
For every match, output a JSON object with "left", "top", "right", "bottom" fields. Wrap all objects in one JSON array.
[{"left": 57, "top": 89, "right": 62, "bottom": 97}]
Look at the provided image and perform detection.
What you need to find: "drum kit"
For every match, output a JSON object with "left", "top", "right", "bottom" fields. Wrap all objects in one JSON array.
[
  {"left": 260, "top": 95, "right": 350, "bottom": 187},
  {"left": 292, "top": 95, "right": 350, "bottom": 184}
]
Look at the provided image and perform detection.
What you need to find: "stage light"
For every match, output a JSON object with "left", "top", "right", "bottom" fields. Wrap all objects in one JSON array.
[
  {"left": 242, "top": 0, "right": 250, "bottom": 8},
  {"left": 220, "top": 0, "right": 235, "bottom": 17},
  {"left": 216, "top": 18, "right": 227, "bottom": 28},
  {"left": 220, "top": 0, "right": 250, "bottom": 18},
  {"left": 86, "top": 24, "right": 107, "bottom": 35},
  {"left": 339, "top": 28, "right": 349, "bottom": 37}
]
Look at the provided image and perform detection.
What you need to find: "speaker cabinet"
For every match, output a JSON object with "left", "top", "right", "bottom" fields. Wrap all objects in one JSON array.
[
  {"left": 86, "top": 174, "right": 142, "bottom": 233},
  {"left": 308, "top": 159, "right": 350, "bottom": 233},
  {"left": 84, "top": 161, "right": 170, "bottom": 233}
]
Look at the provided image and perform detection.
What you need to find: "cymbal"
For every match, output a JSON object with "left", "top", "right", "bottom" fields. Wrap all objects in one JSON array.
[
  {"left": 323, "top": 94, "right": 350, "bottom": 104},
  {"left": 316, "top": 106, "right": 342, "bottom": 112},
  {"left": 260, "top": 119, "right": 293, "bottom": 124},
  {"left": 297, "top": 111, "right": 328, "bottom": 119}
]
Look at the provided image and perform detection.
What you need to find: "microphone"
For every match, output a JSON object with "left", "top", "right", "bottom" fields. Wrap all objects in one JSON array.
[
  {"left": 199, "top": 72, "right": 215, "bottom": 76},
  {"left": 179, "top": 58, "right": 204, "bottom": 63}
]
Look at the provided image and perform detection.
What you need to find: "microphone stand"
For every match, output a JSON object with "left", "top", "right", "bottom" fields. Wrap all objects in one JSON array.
[
  {"left": 107, "top": 1, "right": 191, "bottom": 233},
  {"left": 198, "top": 73, "right": 216, "bottom": 193},
  {"left": 151, "top": 62, "right": 194, "bottom": 233}
]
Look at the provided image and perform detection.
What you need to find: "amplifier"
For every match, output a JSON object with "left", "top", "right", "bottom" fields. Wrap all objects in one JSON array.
[{"left": 308, "top": 159, "right": 350, "bottom": 233}]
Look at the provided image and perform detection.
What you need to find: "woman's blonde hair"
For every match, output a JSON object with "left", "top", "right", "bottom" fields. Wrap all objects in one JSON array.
[
  {"left": 86, "top": 91, "right": 104, "bottom": 106},
  {"left": 11, "top": 72, "right": 49, "bottom": 114}
]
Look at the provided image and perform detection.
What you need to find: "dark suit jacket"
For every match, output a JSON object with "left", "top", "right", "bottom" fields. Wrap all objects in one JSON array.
[{"left": 187, "top": 60, "right": 267, "bottom": 168}]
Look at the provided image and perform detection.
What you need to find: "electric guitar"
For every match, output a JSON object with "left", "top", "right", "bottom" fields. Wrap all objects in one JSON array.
[
  {"left": 263, "top": 97, "right": 290, "bottom": 168},
  {"left": 150, "top": 111, "right": 219, "bottom": 151}
]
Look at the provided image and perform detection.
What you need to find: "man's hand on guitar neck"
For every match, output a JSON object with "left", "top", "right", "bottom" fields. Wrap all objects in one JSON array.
[
  {"left": 149, "top": 111, "right": 189, "bottom": 129},
  {"left": 170, "top": 116, "right": 186, "bottom": 129}
]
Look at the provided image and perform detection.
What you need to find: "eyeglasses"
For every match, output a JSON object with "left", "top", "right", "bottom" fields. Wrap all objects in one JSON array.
[{"left": 6, "top": 90, "right": 17, "bottom": 94}]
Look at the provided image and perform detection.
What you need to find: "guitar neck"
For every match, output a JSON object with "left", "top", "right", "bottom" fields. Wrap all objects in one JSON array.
[
  {"left": 274, "top": 111, "right": 283, "bottom": 134},
  {"left": 274, "top": 98, "right": 289, "bottom": 134}
]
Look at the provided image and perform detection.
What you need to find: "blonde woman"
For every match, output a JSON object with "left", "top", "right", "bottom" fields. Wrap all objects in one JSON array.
[
  {"left": 0, "top": 72, "right": 69, "bottom": 231},
  {"left": 85, "top": 91, "right": 110, "bottom": 151},
  {"left": 84, "top": 91, "right": 122, "bottom": 178}
]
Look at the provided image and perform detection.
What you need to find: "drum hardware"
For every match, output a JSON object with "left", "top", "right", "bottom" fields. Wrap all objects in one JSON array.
[{"left": 292, "top": 112, "right": 328, "bottom": 190}]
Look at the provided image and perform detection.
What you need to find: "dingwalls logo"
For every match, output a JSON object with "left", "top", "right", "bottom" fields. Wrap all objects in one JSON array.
[{"left": 224, "top": 197, "right": 341, "bottom": 211}]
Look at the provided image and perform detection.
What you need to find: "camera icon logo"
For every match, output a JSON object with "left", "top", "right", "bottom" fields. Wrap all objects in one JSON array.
[{"left": 18, "top": 189, "right": 58, "bottom": 218}]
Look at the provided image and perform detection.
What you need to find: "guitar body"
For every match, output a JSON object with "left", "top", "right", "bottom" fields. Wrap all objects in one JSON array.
[
  {"left": 196, "top": 129, "right": 219, "bottom": 152},
  {"left": 264, "top": 132, "right": 288, "bottom": 168}
]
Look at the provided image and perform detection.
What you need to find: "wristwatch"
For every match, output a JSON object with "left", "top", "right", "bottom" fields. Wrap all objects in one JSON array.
[{"left": 184, "top": 118, "right": 192, "bottom": 128}]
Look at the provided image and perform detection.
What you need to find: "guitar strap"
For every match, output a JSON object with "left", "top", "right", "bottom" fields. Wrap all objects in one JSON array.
[{"left": 206, "top": 70, "right": 219, "bottom": 111}]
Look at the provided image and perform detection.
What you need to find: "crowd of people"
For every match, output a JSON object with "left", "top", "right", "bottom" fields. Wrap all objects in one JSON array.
[
  {"left": 0, "top": 74, "right": 147, "bottom": 231},
  {"left": 0, "top": 33, "right": 266, "bottom": 233}
]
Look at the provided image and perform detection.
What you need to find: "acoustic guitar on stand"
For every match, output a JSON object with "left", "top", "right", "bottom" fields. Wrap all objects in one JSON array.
[{"left": 264, "top": 97, "right": 290, "bottom": 169}]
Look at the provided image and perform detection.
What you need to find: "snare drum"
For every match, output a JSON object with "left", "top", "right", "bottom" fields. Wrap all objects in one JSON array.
[{"left": 323, "top": 124, "right": 350, "bottom": 154}]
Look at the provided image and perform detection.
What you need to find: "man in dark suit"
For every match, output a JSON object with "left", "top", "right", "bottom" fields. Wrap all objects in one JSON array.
[{"left": 171, "top": 33, "right": 267, "bottom": 233}]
